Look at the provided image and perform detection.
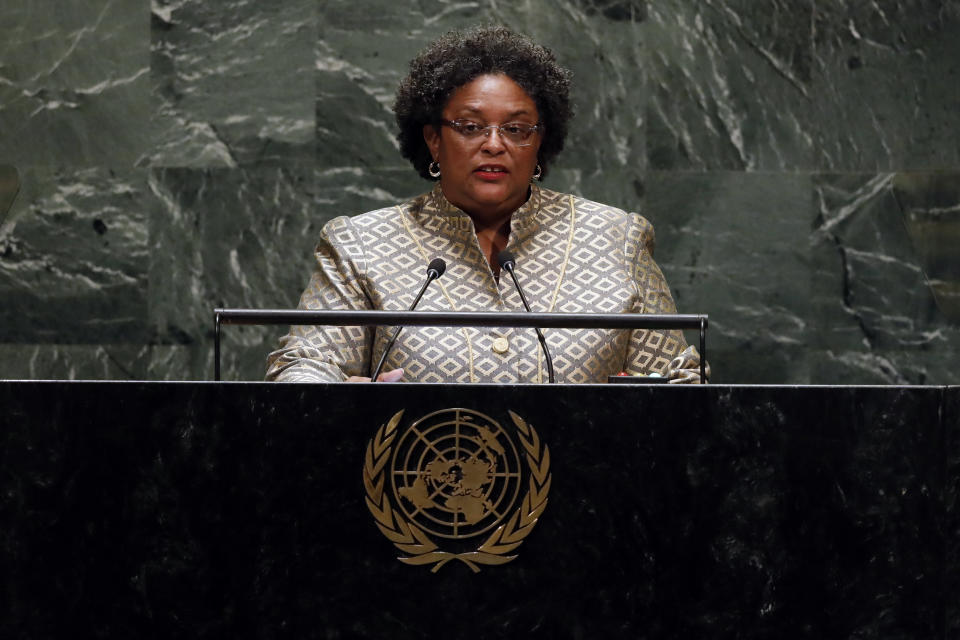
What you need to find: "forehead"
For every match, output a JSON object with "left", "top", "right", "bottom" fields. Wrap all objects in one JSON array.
[{"left": 444, "top": 73, "right": 539, "bottom": 119}]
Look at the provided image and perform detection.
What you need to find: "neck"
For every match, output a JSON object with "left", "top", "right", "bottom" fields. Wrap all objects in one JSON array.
[
  {"left": 471, "top": 210, "right": 513, "bottom": 234},
  {"left": 475, "top": 219, "right": 511, "bottom": 275},
  {"left": 436, "top": 185, "right": 533, "bottom": 226},
  {"left": 432, "top": 184, "right": 538, "bottom": 272}
]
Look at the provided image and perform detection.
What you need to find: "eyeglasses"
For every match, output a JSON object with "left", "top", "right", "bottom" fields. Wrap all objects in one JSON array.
[{"left": 440, "top": 119, "right": 542, "bottom": 146}]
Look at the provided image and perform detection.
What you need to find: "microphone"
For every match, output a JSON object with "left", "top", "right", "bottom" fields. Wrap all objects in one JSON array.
[
  {"left": 497, "top": 251, "right": 555, "bottom": 383},
  {"left": 371, "top": 258, "right": 446, "bottom": 381}
]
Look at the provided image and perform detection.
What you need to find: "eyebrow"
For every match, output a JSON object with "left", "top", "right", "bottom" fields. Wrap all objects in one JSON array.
[{"left": 457, "top": 106, "right": 535, "bottom": 118}]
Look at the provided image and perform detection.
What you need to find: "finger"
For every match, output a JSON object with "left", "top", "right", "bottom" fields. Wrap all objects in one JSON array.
[
  {"left": 377, "top": 368, "right": 404, "bottom": 382},
  {"left": 346, "top": 375, "right": 372, "bottom": 382}
]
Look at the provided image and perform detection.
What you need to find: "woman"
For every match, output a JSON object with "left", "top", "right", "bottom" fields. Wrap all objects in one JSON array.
[{"left": 266, "top": 26, "right": 705, "bottom": 384}]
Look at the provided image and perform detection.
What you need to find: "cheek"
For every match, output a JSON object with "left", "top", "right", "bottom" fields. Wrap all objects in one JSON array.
[
  {"left": 521, "top": 148, "right": 541, "bottom": 169},
  {"left": 532, "top": 140, "right": 543, "bottom": 161},
  {"left": 438, "top": 140, "right": 468, "bottom": 166}
]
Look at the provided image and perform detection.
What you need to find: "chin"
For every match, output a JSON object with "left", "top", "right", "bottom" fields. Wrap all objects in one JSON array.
[{"left": 469, "top": 183, "right": 519, "bottom": 200}]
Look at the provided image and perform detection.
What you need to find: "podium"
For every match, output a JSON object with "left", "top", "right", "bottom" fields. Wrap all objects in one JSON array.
[{"left": 1, "top": 381, "right": 957, "bottom": 638}]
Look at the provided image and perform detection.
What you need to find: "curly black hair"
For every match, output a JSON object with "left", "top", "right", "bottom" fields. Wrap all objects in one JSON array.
[{"left": 394, "top": 26, "right": 573, "bottom": 181}]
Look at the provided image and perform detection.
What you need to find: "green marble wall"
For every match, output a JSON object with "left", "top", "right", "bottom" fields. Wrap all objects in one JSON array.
[{"left": 1, "top": 0, "right": 958, "bottom": 383}]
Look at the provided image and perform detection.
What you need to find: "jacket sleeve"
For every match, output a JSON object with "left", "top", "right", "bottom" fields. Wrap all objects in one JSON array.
[
  {"left": 622, "top": 214, "right": 709, "bottom": 384},
  {"left": 265, "top": 216, "right": 374, "bottom": 382}
]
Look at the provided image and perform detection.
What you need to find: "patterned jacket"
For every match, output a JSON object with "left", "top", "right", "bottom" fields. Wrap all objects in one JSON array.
[{"left": 265, "top": 185, "right": 705, "bottom": 383}]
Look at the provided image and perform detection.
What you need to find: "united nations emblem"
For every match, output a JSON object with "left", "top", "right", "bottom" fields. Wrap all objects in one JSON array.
[{"left": 362, "top": 408, "right": 551, "bottom": 572}]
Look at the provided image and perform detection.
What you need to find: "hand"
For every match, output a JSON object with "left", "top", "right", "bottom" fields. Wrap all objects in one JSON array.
[{"left": 346, "top": 368, "right": 404, "bottom": 383}]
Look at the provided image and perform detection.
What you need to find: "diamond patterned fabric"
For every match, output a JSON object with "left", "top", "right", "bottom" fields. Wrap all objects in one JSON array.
[{"left": 265, "top": 185, "right": 705, "bottom": 383}]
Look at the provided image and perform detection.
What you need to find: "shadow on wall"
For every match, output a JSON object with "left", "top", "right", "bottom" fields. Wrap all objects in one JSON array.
[
  {"left": 0, "top": 165, "right": 19, "bottom": 220},
  {"left": 894, "top": 173, "right": 960, "bottom": 324}
]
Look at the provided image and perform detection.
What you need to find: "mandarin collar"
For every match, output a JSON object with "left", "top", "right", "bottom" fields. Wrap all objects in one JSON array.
[{"left": 423, "top": 182, "right": 542, "bottom": 232}]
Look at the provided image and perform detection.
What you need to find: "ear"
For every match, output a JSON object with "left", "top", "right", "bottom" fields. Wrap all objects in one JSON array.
[{"left": 422, "top": 124, "right": 440, "bottom": 161}]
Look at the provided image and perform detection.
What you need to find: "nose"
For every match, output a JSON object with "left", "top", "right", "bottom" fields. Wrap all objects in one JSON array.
[{"left": 480, "top": 126, "right": 507, "bottom": 152}]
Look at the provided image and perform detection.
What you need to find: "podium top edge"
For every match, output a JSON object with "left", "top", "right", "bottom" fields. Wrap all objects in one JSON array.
[{"left": 212, "top": 308, "right": 709, "bottom": 330}]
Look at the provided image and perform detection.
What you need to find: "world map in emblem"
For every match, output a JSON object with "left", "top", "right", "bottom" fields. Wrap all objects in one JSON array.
[{"left": 390, "top": 408, "right": 523, "bottom": 540}]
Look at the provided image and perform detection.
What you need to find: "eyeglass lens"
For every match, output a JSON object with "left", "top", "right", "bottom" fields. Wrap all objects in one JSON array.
[{"left": 445, "top": 120, "right": 538, "bottom": 145}]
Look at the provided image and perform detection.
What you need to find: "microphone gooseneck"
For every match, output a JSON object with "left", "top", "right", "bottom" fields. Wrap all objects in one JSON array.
[
  {"left": 497, "top": 251, "right": 556, "bottom": 384},
  {"left": 370, "top": 258, "right": 446, "bottom": 382}
]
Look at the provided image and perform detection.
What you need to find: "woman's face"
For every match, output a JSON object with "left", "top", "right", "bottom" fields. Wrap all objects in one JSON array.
[{"left": 423, "top": 74, "right": 542, "bottom": 225}]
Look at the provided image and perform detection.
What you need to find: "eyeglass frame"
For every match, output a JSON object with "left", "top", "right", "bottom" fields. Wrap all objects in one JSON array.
[{"left": 438, "top": 119, "right": 543, "bottom": 147}]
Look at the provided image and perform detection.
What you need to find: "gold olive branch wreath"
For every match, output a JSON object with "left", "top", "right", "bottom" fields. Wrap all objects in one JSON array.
[{"left": 362, "top": 409, "right": 551, "bottom": 573}]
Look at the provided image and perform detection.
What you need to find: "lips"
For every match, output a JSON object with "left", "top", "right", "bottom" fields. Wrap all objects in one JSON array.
[
  {"left": 474, "top": 164, "right": 508, "bottom": 174},
  {"left": 474, "top": 165, "right": 508, "bottom": 181}
]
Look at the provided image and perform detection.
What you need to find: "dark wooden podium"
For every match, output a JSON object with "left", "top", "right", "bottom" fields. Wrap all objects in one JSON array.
[{"left": 0, "top": 382, "right": 957, "bottom": 638}]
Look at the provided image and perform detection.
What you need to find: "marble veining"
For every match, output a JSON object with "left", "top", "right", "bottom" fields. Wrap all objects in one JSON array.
[
  {"left": 646, "top": 0, "right": 815, "bottom": 170},
  {"left": 149, "top": 0, "right": 315, "bottom": 167},
  {"left": 811, "top": 173, "right": 958, "bottom": 384},
  {"left": 649, "top": 171, "right": 812, "bottom": 383},
  {"left": 146, "top": 166, "right": 315, "bottom": 379},
  {"left": 0, "top": 167, "right": 149, "bottom": 344},
  {"left": 0, "top": 0, "right": 152, "bottom": 167},
  {"left": 810, "top": 1, "right": 960, "bottom": 171},
  {"left": 0, "top": 0, "right": 958, "bottom": 382}
]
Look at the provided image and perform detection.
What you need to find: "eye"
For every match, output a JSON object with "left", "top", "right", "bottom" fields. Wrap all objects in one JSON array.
[
  {"left": 503, "top": 124, "right": 526, "bottom": 135},
  {"left": 458, "top": 121, "right": 483, "bottom": 134}
]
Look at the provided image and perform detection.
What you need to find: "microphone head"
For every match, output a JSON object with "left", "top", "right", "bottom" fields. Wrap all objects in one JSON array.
[
  {"left": 497, "top": 250, "right": 516, "bottom": 271},
  {"left": 427, "top": 257, "right": 446, "bottom": 278}
]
